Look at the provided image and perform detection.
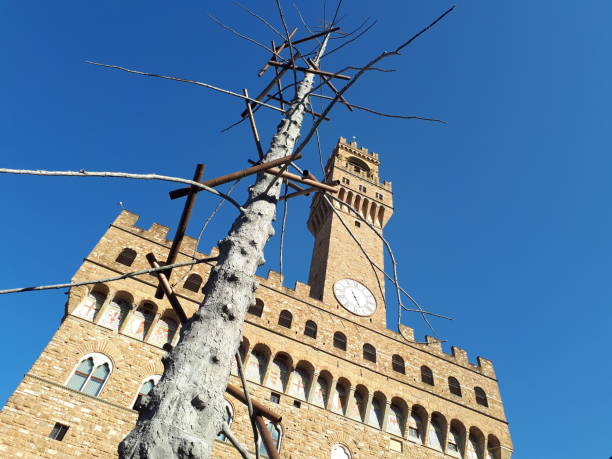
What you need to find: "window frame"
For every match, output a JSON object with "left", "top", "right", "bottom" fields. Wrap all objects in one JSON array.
[
  {"left": 132, "top": 375, "right": 161, "bottom": 411},
  {"left": 363, "top": 343, "right": 376, "bottom": 363},
  {"left": 333, "top": 332, "right": 347, "bottom": 351},
  {"left": 421, "top": 365, "right": 434, "bottom": 386},
  {"left": 475, "top": 386, "right": 489, "bottom": 407},
  {"left": 256, "top": 420, "right": 283, "bottom": 458},
  {"left": 116, "top": 248, "right": 137, "bottom": 266},
  {"left": 391, "top": 354, "right": 405, "bottom": 374},
  {"left": 304, "top": 320, "right": 317, "bottom": 338},
  {"left": 49, "top": 423, "right": 69, "bottom": 441},
  {"left": 65, "top": 353, "right": 113, "bottom": 397},
  {"left": 278, "top": 310, "right": 293, "bottom": 328},
  {"left": 248, "top": 299, "right": 264, "bottom": 317},
  {"left": 183, "top": 273, "right": 203, "bottom": 293},
  {"left": 448, "top": 376, "right": 462, "bottom": 397}
]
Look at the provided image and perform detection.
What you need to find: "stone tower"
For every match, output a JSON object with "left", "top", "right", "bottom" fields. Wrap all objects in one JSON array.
[
  {"left": 0, "top": 138, "right": 513, "bottom": 458},
  {"left": 308, "top": 137, "right": 393, "bottom": 331}
]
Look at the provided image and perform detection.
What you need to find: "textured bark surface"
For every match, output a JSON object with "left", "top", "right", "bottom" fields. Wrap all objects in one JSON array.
[{"left": 119, "top": 41, "right": 326, "bottom": 459}]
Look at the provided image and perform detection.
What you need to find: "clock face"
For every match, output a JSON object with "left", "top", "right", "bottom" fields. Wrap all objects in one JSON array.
[{"left": 333, "top": 279, "right": 376, "bottom": 317}]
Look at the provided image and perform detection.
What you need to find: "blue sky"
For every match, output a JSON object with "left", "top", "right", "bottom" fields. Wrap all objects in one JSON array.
[{"left": 1, "top": 1, "right": 611, "bottom": 457}]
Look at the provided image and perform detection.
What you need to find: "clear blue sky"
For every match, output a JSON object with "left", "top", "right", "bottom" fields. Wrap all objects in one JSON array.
[{"left": 1, "top": 1, "right": 610, "bottom": 457}]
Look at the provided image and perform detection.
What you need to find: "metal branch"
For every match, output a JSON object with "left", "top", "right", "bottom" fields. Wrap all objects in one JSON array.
[
  {"left": 279, "top": 182, "right": 289, "bottom": 278},
  {"left": 322, "top": 19, "right": 376, "bottom": 59},
  {"left": 292, "top": 6, "right": 455, "bottom": 160},
  {"left": 310, "top": 93, "right": 445, "bottom": 123},
  {"left": 233, "top": 1, "right": 285, "bottom": 42},
  {"left": 235, "top": 351, "right": 260, "bottom": 459},
  {"left": 0, "top": 167, "right": 243, "bottom": 210},
  {"left": 293, "top": 3, "right": 318, "bottom": 42},
  {"left": 274, "top": 0, "right": 298, "bottom": 92},
  {"left": 345, "top": 66, "right": 396, "bottom": 72},
  {"left": 85, "top": 61, "right": 286, "bottom": 114},
  {"left": 208, "top": 14, "right": 276, "bottom": 55},
  {"left": 222, "top": 423, "right": 251, "bottom": 459},
  {"left": 0, "top": 257, "right": 218, "bottom": 295}
]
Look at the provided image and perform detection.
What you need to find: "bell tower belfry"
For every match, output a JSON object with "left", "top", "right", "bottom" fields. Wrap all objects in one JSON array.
[{"left": 307, "top": 137, "right": 393, "bottom": 330}]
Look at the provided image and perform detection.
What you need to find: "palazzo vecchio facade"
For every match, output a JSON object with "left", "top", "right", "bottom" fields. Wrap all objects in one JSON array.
[{"left": 0, "top": 137, "right": 513, "bottom": 458}]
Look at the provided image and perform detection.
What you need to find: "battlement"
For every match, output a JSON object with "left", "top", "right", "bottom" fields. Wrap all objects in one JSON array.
[
  {"left": 108, "top": 209, "right": 496, "bottom": 379},
  {"left": 326, "top": 137, "right": 393, "bottom": 191}
]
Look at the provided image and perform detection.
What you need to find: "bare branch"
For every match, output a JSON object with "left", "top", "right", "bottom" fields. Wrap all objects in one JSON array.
[
  {"left": 345, "top": 66, "right": 396, "bottom": 72},
  {"left": 85, "top": 61, "right": 286, "bottom": 114},
  {"left": 0, "top": 167, "right": 244, "bottom": 210},
  {"left": 208, "top": 14, "right": 276, "bottom": 55},
  {"left": 235, "top": 352, "right": 260, "bottom": 459},
  {"left": 0, "top": 257, "right": 218, "bottom": 295},
  {"left": 279, "top": 182, "right": 289, "bottom": 278},
  {"left": 310, "top": 93, "right": 446, "bottom": 123},
  {"left": 233, "top": 1, "right": 285, "bottom": 41},
  {"left": 274, "top": 0, "right": 299, "bottom": 92},
  {"left": 221, "top": 424, "right": 251, "bottom": 459},
  {"left": 401, "top": 306, "right": 453, "bottom": 320},
  {"left": 322, "top": 19, "right": 376, "bottom": 59},
  {"left": 293, "top": 3, "right": 318, "bottom": 42},
  {"left": 293, "top": 6, "right": 455, "bottom": 159}
]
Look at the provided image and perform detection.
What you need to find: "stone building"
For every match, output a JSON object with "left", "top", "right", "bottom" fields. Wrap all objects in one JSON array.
[{"left": 0, "top": 137, "right": 513, "bottom": 458}]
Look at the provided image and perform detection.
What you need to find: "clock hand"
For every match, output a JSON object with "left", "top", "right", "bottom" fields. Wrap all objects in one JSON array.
[{"left": 351, "top": 291, "right": 360, "bottom": 305}]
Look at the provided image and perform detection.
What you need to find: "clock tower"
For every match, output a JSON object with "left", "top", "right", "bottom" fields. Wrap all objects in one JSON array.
[{"left": 308, "top": 137, "right": 393, "bottom": 330}]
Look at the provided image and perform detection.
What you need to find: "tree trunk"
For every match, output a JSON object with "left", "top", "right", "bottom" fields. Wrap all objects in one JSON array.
[{"left": 119, "top": 38, "right": 328, "bottom": 459}]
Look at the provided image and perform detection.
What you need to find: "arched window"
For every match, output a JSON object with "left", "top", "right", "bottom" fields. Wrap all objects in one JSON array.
[
  {"left": 124, "top": 303, "right": 156, "bottom": 340},
  {"left": 132, "top": 375, "right": 160, "bottom": 410},
  {"left": 331, "top": 443, "right": 352, "bottom": 459},
  {"left": 475, "top": 387, "right": 488, "bottom": 407},
  {"left": 99, "top": 296, "right": 131, "bottom": 332},
  {"left": 428, "top": 413, "right": 446, "bottom": 451},
  {"left": 304, "top": 320, "right": 317, "bottom": 338},
  {"left": 248, "top": 299, "right": 264, "bottom": 317},
  {"left": 363, "top": 343, "right": 376, "bottom": 363},
  {"left": 267, "top": 355, "right": 290, "bottom": 392},
  {"left": 312, "top": 373, "right": 330, "bottom": 408},
  {"left": 368, "top": 396, "right": 384, "bottom": 429},
  {"left": 392, "top": 354, "right": 405, "bottom": 374},
  {"left": 330, "top": 380, "right": 348, "bottom": 415},
  {"left": 245, "top": 348, "right": 268, "bottom": 384},
  {"left": 257, "top": 422, "right": 282, "bottom": 458},
  {"left": 408, "top": 411, "right": 423, "bottom": 443},
  {"left": 183, "top": 274, "right": 202, "bottom": 293},
  {"left": 74, "top": 289, "right": 106, "bottom": 321},
  {"left": 278, "top": 310, "right": 292, "bottom": 328},
  {"left": 333, "top": 332, "right": 347, "bottom": 351},
  {"left": 467, "top": 431, "right": 484, "bottom": 459},
  {"left": 449, "top": 376, "right": 462, "bottom": 397},
  {"left": 149, "top": 315, "right": 178, "bottom": 348},
  {"left": 387, "top": 402, "right": 405, "bottom": 437},
  {"left": 421, "top": 366, "right": 434, "bottom": 385},
  {"left": 288, "top": 367, "right": 309, "bottom": 400},
  {"left": 448, "top": 426, "right": 462, "bottom": 456},
  {"left": 216, "top": 401, "right": 234, "bottom": 442},
  {"left": 486, "top": 434, "right": 501, "bottom": 459},
  {"left": 116, "top": 248, "right": 136, "bottom": 266},
  {"left": 348, "top": 385, "right": 367, "bottom": 421},
  {"left": 66, "top": 353, "right": 112, "bottom": 397}
]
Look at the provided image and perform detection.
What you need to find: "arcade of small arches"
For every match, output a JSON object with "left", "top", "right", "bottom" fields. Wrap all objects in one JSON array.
[
  {"left": 248, "top": 300, "right": 490, "bottom": 409},
  {"left": 236, "top": 338, "right": 503, "bottom": 459},
  {"left": 335, "top": 187, "right": 386, "bottom": 227},
  {"left": 71, "top": 284, "right": 181, "bottom": 349}
]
